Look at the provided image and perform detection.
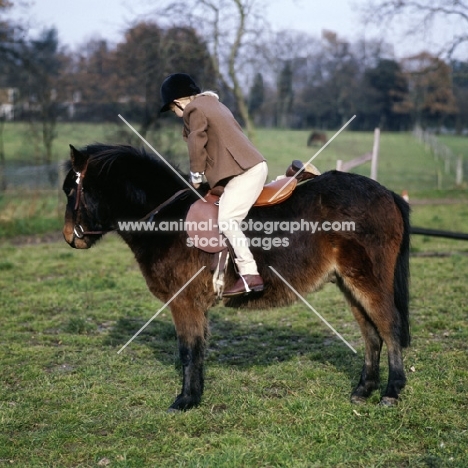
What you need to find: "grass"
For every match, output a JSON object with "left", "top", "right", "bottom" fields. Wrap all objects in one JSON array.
[
  {"left": 1, "top": 121, "right": 466, "bottom": 187},
  {"left": 1, "top": 204, "right": 468, "bottom": 466},
  {"left": 438, "top": 134, "right": 468, "bottom": 161},
  {"left": 0, "top": 190, "right": 63, "bottom": 238},
  {"left": 1, "top": 123, "right": 468, "bottom": 466},
  {"left": 1, "top": 121, "right": 187, "bottom": 166},
  {"left": 1, "top": 123, "right": 467, "bottom": 239},
  {"left": 1, "top": 122, "right": 113, "bottom": 164}
]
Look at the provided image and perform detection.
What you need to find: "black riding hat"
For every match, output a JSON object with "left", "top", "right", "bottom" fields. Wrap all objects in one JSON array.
[{"left": 160, "top": 73, "right": 201, "bottom": 112}]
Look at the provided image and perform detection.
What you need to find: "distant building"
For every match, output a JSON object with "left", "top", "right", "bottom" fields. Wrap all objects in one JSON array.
[{"left": 0, "top": 88, "right": 18, "bottom": 120}]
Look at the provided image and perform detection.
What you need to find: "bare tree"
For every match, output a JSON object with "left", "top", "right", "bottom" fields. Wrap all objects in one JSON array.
[
  {"left": 148, "top": 0, "right": 269, "bottom": 137},
  {"left": 361, "top": 0, "right": 468, "bottom": 58},
  {"left": 22, "top": 28, "right": 63, "bottom": 174}
]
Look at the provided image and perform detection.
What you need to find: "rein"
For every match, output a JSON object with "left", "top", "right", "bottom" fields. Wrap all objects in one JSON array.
[{"left": 72, "top": 161, "right": 191, "bottom": 239}]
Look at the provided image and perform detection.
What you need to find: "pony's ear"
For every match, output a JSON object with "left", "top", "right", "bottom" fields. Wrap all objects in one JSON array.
[{"left": 69, "top": 144, "right": 88, "bottom": 172}]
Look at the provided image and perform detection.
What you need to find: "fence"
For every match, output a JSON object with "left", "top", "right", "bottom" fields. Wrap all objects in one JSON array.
[
  {"left": 336, "top": 128, "right": 380, "bottom": 181},
  {"left": 0, "top": 162, "right": 63, "bottom": 190},
  {"left": 413, "top": 128, "right": 464, "bottom": 186}
]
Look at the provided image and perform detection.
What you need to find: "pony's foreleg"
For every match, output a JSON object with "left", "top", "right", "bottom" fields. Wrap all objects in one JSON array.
[
  {"left": 168, "top": 299, "right": 209, "bottom": 411},
  {"left": 171, "top": 334, "right": 206, "bottom": 411}
]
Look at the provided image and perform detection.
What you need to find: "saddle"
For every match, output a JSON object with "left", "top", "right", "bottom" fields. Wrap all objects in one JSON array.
[
  {"left": 185, "top": 160, "right": 320, "bottom": 253},
  {"left": 185, "top": 160, "right": 320, "bottom": 297}
]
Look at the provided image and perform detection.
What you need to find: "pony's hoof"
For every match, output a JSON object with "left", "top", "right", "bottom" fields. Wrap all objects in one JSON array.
[
  {"left": 380, "top": 396, "right": 398, "bottom": 407},
  {"left": 167, "top": 407, "right": 182, "bottom": 414},
  {"left": 168, "top": 395, "right": 200, "bottom": 412},
  {"left": 350, "top": 395, "right": 367, "bottom": 405}
]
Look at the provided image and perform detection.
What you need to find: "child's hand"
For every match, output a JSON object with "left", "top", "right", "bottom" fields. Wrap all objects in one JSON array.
[{"left": 190, "top": 171, "right": 204, "bottom": 189}]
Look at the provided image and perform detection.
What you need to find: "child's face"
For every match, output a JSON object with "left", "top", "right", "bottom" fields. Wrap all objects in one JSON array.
[
  {"left": 170, "top": 101, "right": 184, "bottom": 118},
  {"left": 170, "top": 97, "right": 192, "bottom": 118}
]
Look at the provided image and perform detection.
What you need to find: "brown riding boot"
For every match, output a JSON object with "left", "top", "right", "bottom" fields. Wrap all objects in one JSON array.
[{"left": 223, "top": 274, "right": 264, "bottom": 297}]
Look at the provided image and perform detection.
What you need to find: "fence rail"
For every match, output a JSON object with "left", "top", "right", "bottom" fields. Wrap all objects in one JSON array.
[
  {"left": 336, "top": 128, "right": 380, "bottom": 180},
  {"left": 411, "top": 226, "right": 468, "bottom": 241},
  {"left": 0, "top": 162, "right": 63, "bottom": 189},
  {"left": 413, "top": 128, "right": 465, "bottom": 186}
]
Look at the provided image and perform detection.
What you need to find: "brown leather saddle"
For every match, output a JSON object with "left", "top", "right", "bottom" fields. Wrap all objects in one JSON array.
[
  {"left": 185, "top": 177, "right": 295, "bottom": 253},
  {"left": 186, "top": 160, "right": 320, "bottom": 253}
]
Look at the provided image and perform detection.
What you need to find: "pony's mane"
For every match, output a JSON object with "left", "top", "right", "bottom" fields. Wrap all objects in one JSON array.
[{"left": 82, "top": 144, "right": 186, "bottom": 182}]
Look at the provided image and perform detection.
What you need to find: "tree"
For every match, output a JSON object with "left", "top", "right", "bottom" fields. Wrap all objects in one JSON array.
[
  {"left": 20, "top": 28, "right": 66, "bottom": 178},
  {"left": 402, "top": 52, "right": 458, "bottom": 129},
  {"left": 0, "top": 0, "right": 18, "bottom": 190},
  {"left": 318, "top": 31, "right": 361, "bottom": 127},
  {"left": 70, "top": 39, "right": 117, "bottom": 121},
  {"left": 452, "top": 60, "right": 468, "bottom": 133},
  {"left": 276, "top": 61, "right": 293, "bottom": 128},
  {"left": 151, "top": 0, "right": 268, "bottom": 137},
  {"left": 248, "top": 72, "right": 264, "bottom": 124},
  {"left": 361, "top": 59, "right": 412, "bottom": 130},
  {"left": 361, "top": 0, "right": 468, "bottom": 58},
  {"left": 113, "top": 22, "right": 164, "bottom": 137},
  {"left": 67, "top": 23, "right": 215, "bottom": 138},
  {"left": 0, "top": 0, "right": 13, "bottom": 45}
]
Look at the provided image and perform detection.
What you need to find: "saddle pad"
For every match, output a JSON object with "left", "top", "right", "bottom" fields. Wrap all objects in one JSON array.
[
  {"left": 254, "top": 176, "right": 297, "bottom": 207},
  {"left": 185, "top": 193, "right": 226, "bottom": 253}
]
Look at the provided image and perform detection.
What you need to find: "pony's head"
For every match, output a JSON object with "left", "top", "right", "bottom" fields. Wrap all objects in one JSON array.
[
  {"left": 63, "top": 145, "right": 113, "bottom": 248},
  {"left": 62, "top": 143, "right": 188, "bottom": 249}
]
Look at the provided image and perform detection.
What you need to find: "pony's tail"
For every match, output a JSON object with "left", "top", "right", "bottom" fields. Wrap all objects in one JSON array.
[{"left": 393, "top": 193, "right": 411, "bottom": 348}]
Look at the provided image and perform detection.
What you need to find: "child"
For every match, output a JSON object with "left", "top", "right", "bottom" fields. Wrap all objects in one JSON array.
[{"left": 160, "top": 73, "right": 268, "bottom": 297}]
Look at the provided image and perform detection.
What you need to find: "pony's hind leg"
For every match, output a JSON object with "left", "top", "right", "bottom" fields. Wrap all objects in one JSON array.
[
  {"left": 338, "top": 278, "right": 406, "bottom": 405},
  {"left": 341, "top": 289, "right": 383, "bottom": 403},
  {"left": 380, "top": 334, "right": 406, "bottom": 406},
  {"left": 359, "top": 295, "right": 407, "bottom": 406}
]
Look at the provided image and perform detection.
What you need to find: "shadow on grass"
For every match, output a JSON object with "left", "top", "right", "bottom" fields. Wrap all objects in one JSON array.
[{"left": 103, "top": 310, "right": 362, "bottom": 386}]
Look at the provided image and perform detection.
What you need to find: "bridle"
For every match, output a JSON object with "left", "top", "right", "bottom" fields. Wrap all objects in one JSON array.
[
  {"left": 72, "top": 160, "right": 191, "bottom": 239},
  {"left": 72, "top": 160, "right": 108, "bottom": 238}
]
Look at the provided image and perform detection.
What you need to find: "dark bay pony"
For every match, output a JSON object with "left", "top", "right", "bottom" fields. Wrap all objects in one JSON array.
[
  {"left": 307, "top": 131, "right": 328, "bottom": 147},
  {"left": 62, "top": 143, "right": 411, "bottom": 411}
]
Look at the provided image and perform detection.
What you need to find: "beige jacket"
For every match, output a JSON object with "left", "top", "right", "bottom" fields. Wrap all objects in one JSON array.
[{"left": 182, "top": 94, "right": 265, "bottom": 188}]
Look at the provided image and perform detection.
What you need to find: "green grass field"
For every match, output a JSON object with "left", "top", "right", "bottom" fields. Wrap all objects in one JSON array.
[
  {"left": 1, "top": 123, "right": 468, "bottom": 466},
  {"left": 1, "top": 207, "right": 467, "bottom": 467},
  {"left": 1, "top": 122, "right": 466, "bottom": 186},
  {"left": 1, "top": 123, "right": 467, "bottom": 239}
]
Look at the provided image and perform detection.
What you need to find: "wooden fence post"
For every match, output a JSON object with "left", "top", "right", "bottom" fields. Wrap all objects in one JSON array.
[
  {"left": 335, "top": 128, "right": 380, "bottom": 177},
  {"left": 456, "top": 156, "right": 463, "bottom": 185},
  {"left": 370, "top": 128, "right": 380, "bottom": 181}
]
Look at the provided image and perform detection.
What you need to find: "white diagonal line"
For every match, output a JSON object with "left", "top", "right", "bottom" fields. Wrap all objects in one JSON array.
[
  {"left": 118, "top": 114, "right": 206, "bottom": 202},
  {"left": 268, "top": 114, "right": 357, "bottom": 202},
  {"left": 117, "top": 266, "right": 206, "bottom": 354},
  {"left": 269, "top": 266, "right": 357, "bottom": 354}
]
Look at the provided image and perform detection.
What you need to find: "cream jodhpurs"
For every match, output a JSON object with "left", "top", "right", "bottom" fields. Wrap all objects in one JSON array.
[{"left": 218, "top": 161, "right": 268, "bottom": 276}]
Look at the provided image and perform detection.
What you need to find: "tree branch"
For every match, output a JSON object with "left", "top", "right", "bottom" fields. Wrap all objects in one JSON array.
[{"left": 361, "top": 0, "right": 468, "bottom": 57}]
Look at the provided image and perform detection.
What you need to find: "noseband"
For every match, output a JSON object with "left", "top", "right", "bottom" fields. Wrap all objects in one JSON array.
[{"left": 72, "top": 160, "right": 190, "bottom": 239}]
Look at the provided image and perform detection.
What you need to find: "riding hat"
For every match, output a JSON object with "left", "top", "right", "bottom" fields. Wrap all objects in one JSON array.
[{"left": 160, "top": 73, "right": 201, "bottom": 112}]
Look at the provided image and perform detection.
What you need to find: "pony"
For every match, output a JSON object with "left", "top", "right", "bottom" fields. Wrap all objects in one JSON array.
[
  {"left": 307, "top": 131, "right": 328, "bottom": 147},
  {"left": 62, "top": 143, "right": 411, "bottom": 411}
]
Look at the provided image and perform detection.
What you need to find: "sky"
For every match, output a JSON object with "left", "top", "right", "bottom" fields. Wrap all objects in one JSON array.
[{"left": 9, "top": 0, "right": 465, "bottom": 59}]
